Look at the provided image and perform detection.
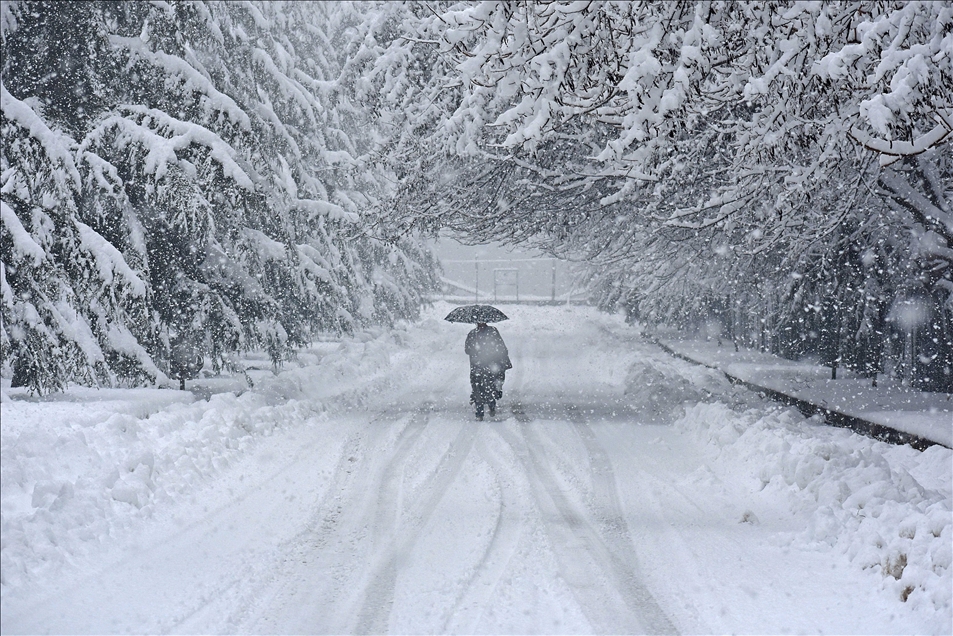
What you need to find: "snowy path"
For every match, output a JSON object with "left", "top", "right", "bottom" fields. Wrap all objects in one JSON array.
[{"left": 2, "top": 304, "right": 949, "bottom": 634}]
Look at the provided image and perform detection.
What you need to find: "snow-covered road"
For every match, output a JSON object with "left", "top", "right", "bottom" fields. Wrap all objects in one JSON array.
[{"left": 2, "top": 304, "right": 950, "bottom": 634}]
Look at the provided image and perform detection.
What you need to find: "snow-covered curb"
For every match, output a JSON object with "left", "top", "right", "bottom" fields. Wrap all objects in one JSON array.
[{"left": 656, "top": 338, "right": 952, "bottom": 448}]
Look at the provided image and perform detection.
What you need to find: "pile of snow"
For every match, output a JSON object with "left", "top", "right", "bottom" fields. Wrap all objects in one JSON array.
[
  {"left": 675, "top": 401, "right": 952, "bottom": 618},
  {"left": 623, "top": 349, "right": 739, "bottom": 422},
  {"left": 0, "top": 325, "right": 414, "bottom": 596}
]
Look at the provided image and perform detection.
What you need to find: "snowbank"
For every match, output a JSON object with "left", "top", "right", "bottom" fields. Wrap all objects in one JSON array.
[
  {"left": 0, "top": 325, "right": 411, "bottom": 597},
  {"left": 675, "top": 401, "right": 952, "bottom": 620}
]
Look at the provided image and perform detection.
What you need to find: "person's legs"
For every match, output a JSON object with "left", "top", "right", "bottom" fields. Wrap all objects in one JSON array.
[
  {"left": 488, "top": 400, "right": 496, "bottom": 416},
  {"left": 470, "top": 367, "right": 488, "bottom": 420},
  {"left": 493, "top": 371, "right": 505, "bottom": 400}
]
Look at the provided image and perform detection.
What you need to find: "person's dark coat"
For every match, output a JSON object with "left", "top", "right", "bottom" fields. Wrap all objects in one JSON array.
[{"left": 465, "top": 324, "right": 511, "bottom": 407}]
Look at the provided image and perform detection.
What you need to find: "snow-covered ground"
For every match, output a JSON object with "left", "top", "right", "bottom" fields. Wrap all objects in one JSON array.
[
  {"left": 1, "top": 303, "right": 950, "bottom": 634},
  {"left": 657, "top": 337, "right": 953, "bottom": 447}
]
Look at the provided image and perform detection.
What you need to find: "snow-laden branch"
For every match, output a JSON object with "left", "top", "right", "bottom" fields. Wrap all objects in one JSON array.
[
  {"left": 849, "top": 111, "right": 953, "bottom": 165},
  {"left": 252, "top": 47, "right": 321, "bottom": 122},
  {"left": 294, "top": 198, "right": 359, "bottom": 224},
  {"left": 0, "top": 200, "right": 45, "bottom": 265},
  {"left": 81, "top": 107, "right": 256, "bottom": 190},
  {"left": 241, "top": 228, "right": 287, "bottom": 262},
  {"left": 81, "top": 151, "right": 123, "bottom": 193},
  {"left": 1, "top": 84, "right": 81, "bottom": 188},
  {"left": 878, "top": 165, "right": 953, "bottom": 238},
  {"left": 74, "top": 221, "right": 148, "bottom": 297},
  {"left": 110, "top": 35, "right": 251, "bottom": 130},
  {"left": 296, "top": 244, "right": 336, "bottom": 285}
]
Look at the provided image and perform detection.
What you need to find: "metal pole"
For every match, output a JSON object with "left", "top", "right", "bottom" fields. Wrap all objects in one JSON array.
[
  {"left": 474, "top": 258, "right": 478, "bottom": 302},
  {"left": 551, "top": 260, "right": 556, "bottom": 302}
]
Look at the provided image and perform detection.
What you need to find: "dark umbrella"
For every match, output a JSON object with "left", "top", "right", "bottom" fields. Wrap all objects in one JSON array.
[{"left": 444, "top": 304, "right": 509, "bottom": 324}]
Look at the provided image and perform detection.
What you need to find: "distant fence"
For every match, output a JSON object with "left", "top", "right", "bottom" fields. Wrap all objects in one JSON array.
[
  {"left": 430, "top": 294, "right": 590, "bottom": 306},
  {"left": 438, "top": 258, "right": 588, "bottom": 304}
]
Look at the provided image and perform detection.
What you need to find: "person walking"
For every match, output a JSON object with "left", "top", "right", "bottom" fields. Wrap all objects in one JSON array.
[{"left": 465, "top": 321, "right": 511, "bottom": 420}]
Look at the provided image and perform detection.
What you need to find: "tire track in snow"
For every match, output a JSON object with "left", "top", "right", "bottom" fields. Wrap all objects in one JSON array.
[
  {"left": 557, "top": 342, "right": 677, "bottom": 634},
  {"left": 567, "top": 407, "right": 677, "bottom": 634},
  {"left": 352, "top": 418, "right": 479, "bottom": 633},
  {"left": 591, "top": 425, "right": 740, "bottom": 634},
  {"left": 495, "top": 420, "right": 676, "bottom": 634},
  {"left": 242, "top": 343, "right": 473, "bottom": 634},
  {"left": 493, "top": 328, "right": 676, "bottom": 633},
  {"left": 232, "top": 408, "right": 430, "bottom": 632},
  {"left": 319, "top": 355, "right": 472, "bottom": 632},
  {"left": 439, "top": 429, "right": 528, "bottom": 633},
  {"left": 343, "top": 404, "right": 437, "bottom": 629}
]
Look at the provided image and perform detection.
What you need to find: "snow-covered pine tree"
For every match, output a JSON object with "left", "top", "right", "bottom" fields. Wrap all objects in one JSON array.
[
  {"left": 1, "top": 2, "right": 161, "bottom": 394},
  {"left": 1, "top": 1, "right": 437, "bottom": 394}
]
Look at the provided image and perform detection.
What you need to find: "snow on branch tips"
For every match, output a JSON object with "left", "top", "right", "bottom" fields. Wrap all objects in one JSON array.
[
  {"left": 0, "top": 200, "right": 45, "bottom": 266},
  {"left": 82, "top": 107, "right": 256, "bottom": 190},
  {"left": 1, "top": 83, "right": 81, "bottom": 188}
]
